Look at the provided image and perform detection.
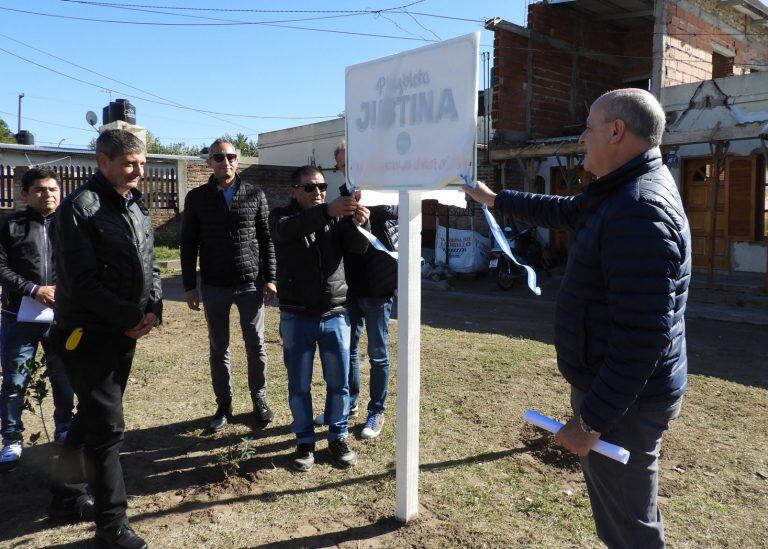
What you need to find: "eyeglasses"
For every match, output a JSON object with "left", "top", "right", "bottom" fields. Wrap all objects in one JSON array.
[
  {"left": 211, "top": 153, "right": 238, "bottom": 163},
  {"left": 293, "top": 183, "right": 328, "bottom": 193}
]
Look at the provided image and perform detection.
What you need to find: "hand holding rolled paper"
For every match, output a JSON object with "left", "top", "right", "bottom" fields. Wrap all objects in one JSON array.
[{"left": 523, "top": 410, "right": 630, "bottom": 464}]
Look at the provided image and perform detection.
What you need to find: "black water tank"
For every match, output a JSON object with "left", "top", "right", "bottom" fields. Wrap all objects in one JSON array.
[
  {"left": 15, "top": 130, "right": 34, "bottom": 145},
  {"left": 102, "top": 99, "right": 136, "bottom": 125}
]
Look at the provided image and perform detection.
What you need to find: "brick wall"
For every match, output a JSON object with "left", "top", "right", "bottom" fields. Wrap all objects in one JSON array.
[
  {"left": 492, "top": 3, "right": 641, "bottom": 141},
  {"left": 664, "top": 0, "right": 768, "bottom": 86},
  {"left": 491, "top": 0, "right": 768, "bottom": 141}
]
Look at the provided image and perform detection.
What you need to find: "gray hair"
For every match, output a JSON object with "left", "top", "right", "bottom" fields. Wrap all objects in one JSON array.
[
  {"left": 334, "top": 140, "right": 346, "bottom": 160},
  {"left": 96, "top": 129, "right": 145, "bottom": 159},
  {"left": 208, "top": 138, "right": 236, "bottom": 156},
  {"left": 599, "top": 88, "right": 666, "bottom": 147}
]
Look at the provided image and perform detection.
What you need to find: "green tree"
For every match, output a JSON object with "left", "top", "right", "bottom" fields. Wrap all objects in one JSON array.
[
  {"left": 89, "top": 131, "right": 201, "bottom": 156},
  {"left": 0, "top": 117, "right": 16, "bottom": 144},
  {"left": 222, "top": 133, "right": 258, "bottom": 157},
  {"left": 145, "top": 131, "right": 201, "bottom": 156}
]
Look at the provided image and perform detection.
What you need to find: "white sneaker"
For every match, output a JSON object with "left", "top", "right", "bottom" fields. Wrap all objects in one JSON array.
[
  {"left": 361, "top": 412, "right": 385, "bottom": 439},
  {"left": 0, "top": 441, "right": 22, "bottom": 470}
]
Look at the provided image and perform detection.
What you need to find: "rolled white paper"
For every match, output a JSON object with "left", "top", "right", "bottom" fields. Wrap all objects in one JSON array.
[{"left": 523, "top": 410, "right": 630, "bottom": 465}]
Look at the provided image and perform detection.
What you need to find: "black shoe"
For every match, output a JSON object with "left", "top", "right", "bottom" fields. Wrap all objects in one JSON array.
[
  {"left": 292, "top": 443, "right": 315, "bottom": 472},
  {"left": 253, "top": 396, "right": 274, "bottom": 424},
  {"left": 94, "top": 523, "right": 148, "bottom": 549},
  {"left": 209, "top": 402, "right": 233, "bottom": 432},
  {"left": 328, "top": 437, "right": 357, "bottom": 468},
  {"left": 49, "top": 494, "right": 95, "bottom": 524}
]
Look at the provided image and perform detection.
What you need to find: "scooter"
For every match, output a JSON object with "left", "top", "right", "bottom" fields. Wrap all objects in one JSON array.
[{"left": 488, "top": 225, "right": 549, "bottom": 291}]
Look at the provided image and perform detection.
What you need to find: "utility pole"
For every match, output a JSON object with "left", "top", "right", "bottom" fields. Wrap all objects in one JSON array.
[{"left": 17, "top": 93, "right": 24, "bottom": 133}]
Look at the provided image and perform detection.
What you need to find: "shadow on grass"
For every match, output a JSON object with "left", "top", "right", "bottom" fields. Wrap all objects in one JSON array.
[
  {"left": 0, "top": 415, "right": 291, "bottom": 544},
  {"left": 250, "top": 517, "right": 403, "bottom": 548},
  {"left": 0, "top": 409, "right": 527, "bottom": 545}
]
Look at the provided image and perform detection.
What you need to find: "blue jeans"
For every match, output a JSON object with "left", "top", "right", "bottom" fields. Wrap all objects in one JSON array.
[
  {"left": 280, "top": 310, "right": 350, "bottom": 444},
  {"left": 571, "top": 386, "right": 683, "bottom": 549},
  {"left": 0, "top": 311, "right": 74, "bottom": 444},
  {"left": 348, "top": 296, "right": 393, "bottom": 414}
]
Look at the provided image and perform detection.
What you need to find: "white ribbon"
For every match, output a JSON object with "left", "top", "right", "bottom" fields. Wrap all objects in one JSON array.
[
  {"left": 346, "top": 181, "right": 398, "bottom": 260},
  {"left": 356, "top": 225, "right": 398, "bottom": 260},
  {"left": 461, "top": 174, "right": 541, "bottom": 296}
]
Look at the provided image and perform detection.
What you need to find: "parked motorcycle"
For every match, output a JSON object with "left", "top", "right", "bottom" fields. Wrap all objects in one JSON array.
[{"left": 488, "top": 224, "right": 550, "bottom": 291}]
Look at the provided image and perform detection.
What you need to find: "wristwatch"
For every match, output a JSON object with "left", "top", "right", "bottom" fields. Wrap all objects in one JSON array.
[{"left": 579, "top": 415, "right": 601, "bottom": 437}]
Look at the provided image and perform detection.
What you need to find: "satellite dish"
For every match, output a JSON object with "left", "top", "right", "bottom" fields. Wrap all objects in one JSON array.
[{"left": 86, "top": 110, "right": 98, "bottom": 127}]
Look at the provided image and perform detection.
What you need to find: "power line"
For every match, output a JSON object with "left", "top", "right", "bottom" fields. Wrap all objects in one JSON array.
[
  {"left": 0, "top": 6, "right": 494, "bottom": 49},
  {"left": 58, "top": 0, "right": 426, "bottom": 14},
  {"left": 0, "top": 108, "right": 94, "bottom": 133},
  {"left": 0, "top": 4, "right": 422, "bottom": 27},
  {"left": 0, "top": 38, "right": 339, "bottom": 119},
  {"left": 57, "top": 1, "right": 488, "bottom": 23}
]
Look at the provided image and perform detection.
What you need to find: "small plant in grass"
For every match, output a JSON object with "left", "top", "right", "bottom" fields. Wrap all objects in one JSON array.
[
  {"left": 218, "top": 437, "right": 259, "bottom": 476},
  {"left": 16, "top": 354, "right": 51, "bottom": 444}
]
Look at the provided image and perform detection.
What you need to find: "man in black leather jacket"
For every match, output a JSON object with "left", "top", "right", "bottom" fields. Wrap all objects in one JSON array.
[
  {"left": 50, "top": 130, "right": 162, "bottom": 549},
  {"left": 465, "top": 89, "right": 690, "bottom": 549},
  {"left": 269, "top": 165, "right": 370, "bottom": 472},
  {"left": 0, "top": 168, "right": 74, "bottom": 473}
]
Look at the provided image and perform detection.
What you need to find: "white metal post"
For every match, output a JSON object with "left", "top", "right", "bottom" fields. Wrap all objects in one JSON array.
[{"left": 395, "top": 189, "right": 422, "bottom": 523}]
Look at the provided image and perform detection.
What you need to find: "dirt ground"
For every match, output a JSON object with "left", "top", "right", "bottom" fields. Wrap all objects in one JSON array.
[{"left": 1, "top": 274, "right": 766, "bottom": 548}]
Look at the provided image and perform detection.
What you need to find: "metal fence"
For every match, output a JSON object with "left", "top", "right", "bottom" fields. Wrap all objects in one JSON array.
[
  {"left": 0, "top": 165, "right": 13, "bottom": 208},
  {"left": 0, "top": 165, "right": 177, "bottom": 210}
]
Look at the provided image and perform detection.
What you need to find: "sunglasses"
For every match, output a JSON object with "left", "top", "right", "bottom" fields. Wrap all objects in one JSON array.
[
  {"left": 211, "top": 153, "right": 238, "bottom": 163},
  {"left": 294, "top": 183, "right": 328, "bottom": 193}
]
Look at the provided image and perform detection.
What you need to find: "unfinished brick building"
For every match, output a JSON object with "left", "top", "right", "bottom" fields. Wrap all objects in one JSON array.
[{"left": 487, "top": 0, "right": 768, "bottom": 278}]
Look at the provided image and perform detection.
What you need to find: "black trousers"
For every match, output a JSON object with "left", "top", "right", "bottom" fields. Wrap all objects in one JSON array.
[{"left": 50, "top": 327, "right": 136, "bottom": 530}]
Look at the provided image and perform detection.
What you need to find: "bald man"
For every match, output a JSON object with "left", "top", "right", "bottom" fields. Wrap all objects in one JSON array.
[{"left": 465, "top": 89, "right": 691, "bottom": 548}]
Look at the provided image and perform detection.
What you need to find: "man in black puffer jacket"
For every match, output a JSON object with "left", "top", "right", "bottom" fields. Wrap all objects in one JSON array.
[
  {"left": 465, "top": 89, "right": 690, "bottom": 549},
  {"left": 269, "top": 165, "right": 370, "bottom": 472},
  {"left": 181, "top": 138, "right": 277, "bottom": 431}
]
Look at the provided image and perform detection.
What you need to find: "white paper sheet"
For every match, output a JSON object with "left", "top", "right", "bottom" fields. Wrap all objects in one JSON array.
[
  {"left": 18, "top": 295, "right": 54, "bottom": 324},
  {"left": 523, "top": 410, "right": 631, "bottom": 465}
]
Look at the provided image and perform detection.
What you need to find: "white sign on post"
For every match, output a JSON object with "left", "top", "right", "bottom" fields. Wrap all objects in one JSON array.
[
  {"left": 346, "top": 33, "right": 479, "bottom": 191},
  {"left": 345, "top": 32, "right": 480, "bottom": 524}
]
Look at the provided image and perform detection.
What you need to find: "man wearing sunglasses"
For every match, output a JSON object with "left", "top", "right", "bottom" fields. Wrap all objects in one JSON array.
[
  {"left": 269, "top": 165, "right": 370, "bottom": 472},
  {"left": 181, "top": 138, "right": 277, "bottom": 432}
]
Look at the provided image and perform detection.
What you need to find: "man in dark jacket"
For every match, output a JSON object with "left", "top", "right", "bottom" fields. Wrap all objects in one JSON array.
[
  {"left": 0, "top": 168, "right": 74, "bottom": 472},
  {"left": 269, "top": 165, "right": 370, "bottom": 472},
  {"left": 51, "top": 129, "right": 162, "bottom": 549},
  {"left": 180, "top": 138, "right": 277, "bottom": 431},
  {"left": 314, "top": 142, "right": 398, "bottom": 440},
  {"left": 464, "top": 88, "right": 690, "bottom": 549}
]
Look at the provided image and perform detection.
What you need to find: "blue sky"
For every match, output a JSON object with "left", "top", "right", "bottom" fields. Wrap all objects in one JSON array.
[{"left": 0, "top": 0, "right": 526, "bottom": 150}]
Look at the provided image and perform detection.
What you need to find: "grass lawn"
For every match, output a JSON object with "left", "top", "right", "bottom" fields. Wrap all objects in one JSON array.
[
  {"left": 154, "top": 245, "right": 180, "bottom": 261},
  {"left": 2, "top": 289, "right": 767, "bottom": 547}
]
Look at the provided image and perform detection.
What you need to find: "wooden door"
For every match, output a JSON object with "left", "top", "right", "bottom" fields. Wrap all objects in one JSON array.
[
  {"left": 549, "top": 167, "right": 593, "bottom": 255},
  {"left": 683, "top": 158, "right": 729, "bottom": 270}
]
